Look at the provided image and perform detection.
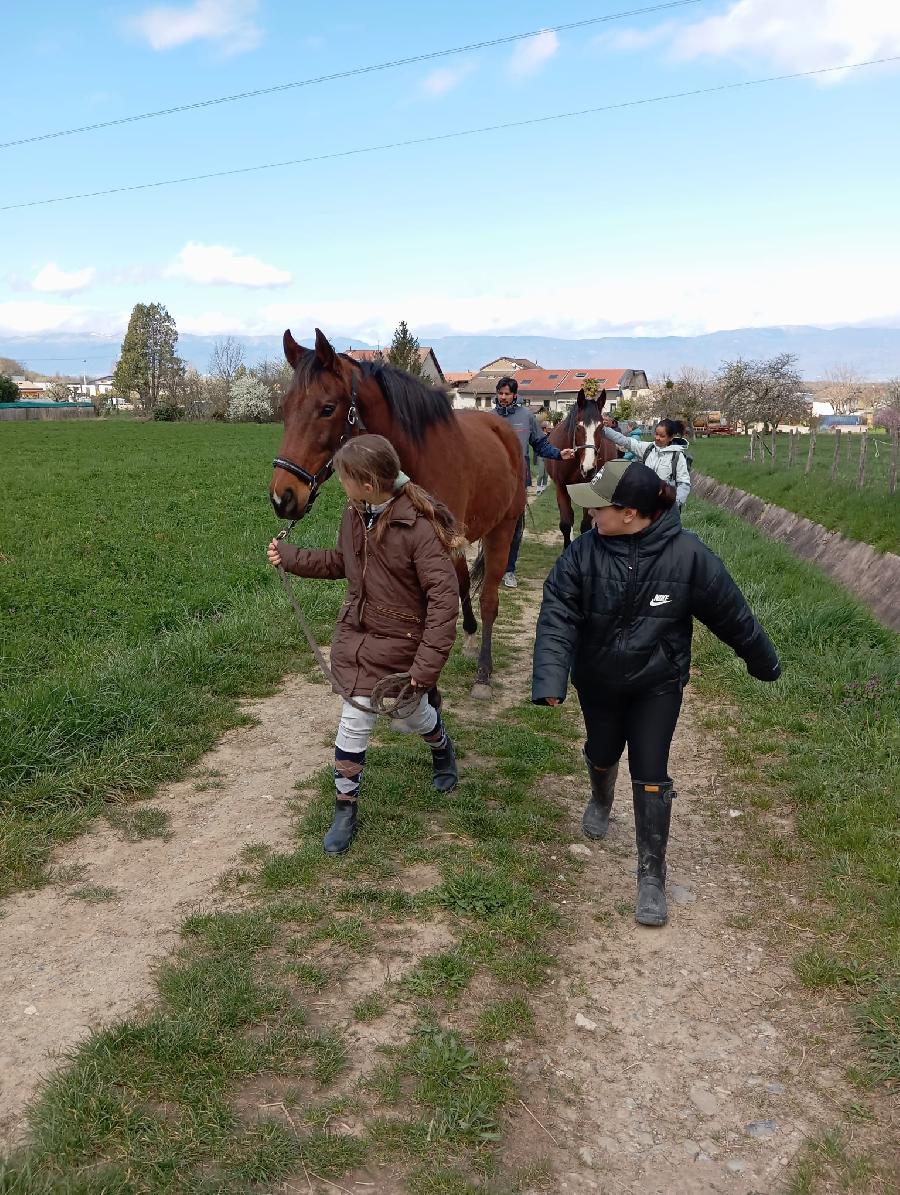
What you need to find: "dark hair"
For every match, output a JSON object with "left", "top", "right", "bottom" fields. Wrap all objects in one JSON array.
[
  {"left": 334, "top": 434, "right": 464, "bottom": 552},
  {"left": 605, "top": 460, "right": 677, "bottom": 520},
  {"left": 632, "top": 480, "right": 678, "bottom": 519},
  {"left": 495, "top": 376, "right": 518, "bottom": 394},
  {"left": 656, "top": 418, "right": 680, "bottom": 440}
]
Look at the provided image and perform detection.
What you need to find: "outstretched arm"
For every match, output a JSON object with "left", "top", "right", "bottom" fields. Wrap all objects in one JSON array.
[{"left": 690, "top": 545, "right": 780, "bottom": 681}]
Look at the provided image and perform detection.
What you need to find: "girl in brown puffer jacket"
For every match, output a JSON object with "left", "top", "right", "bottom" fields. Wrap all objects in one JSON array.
[{"left": 267, "top": 434, "right": 462, "bottom": 855}]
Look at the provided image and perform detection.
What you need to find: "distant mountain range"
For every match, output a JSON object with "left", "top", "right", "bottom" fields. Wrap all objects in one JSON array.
[{"left": 4, "top": 325, "right": 900, "bottom": 380}]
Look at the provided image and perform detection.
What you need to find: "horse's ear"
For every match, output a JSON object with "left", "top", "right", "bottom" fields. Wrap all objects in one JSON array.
[
  {"left": 283, "top": 330, "right": 308, "bottom": 369},
  {"left": 597, "top": 388, "right": 608, "bottom": 411},
  {"left": 576, "top": 389, "right": 586, "bottom": 409},
  {"left": 314, "top": 327, "right": 337, "bottom": 371}
]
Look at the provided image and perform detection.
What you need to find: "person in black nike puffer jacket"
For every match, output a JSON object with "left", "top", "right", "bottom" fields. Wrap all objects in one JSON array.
[{"left": 532, "top": 459, "right": 780, "bottom": 928}]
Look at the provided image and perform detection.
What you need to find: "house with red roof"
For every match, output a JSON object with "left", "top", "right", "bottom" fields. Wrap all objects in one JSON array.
[{"left": 346, "top": 346, "right": 446, "bottom": 385}]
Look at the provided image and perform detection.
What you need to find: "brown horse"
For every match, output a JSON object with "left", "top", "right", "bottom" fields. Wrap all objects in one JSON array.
[
  {"left": 270, "top": 329, "right": 524, "bottom": 698},
  {"left": 544, "top": 389, "right": 618, "bottom": 549}
]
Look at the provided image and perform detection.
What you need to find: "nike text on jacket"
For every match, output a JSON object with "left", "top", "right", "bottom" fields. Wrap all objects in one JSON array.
[{"left": 532, "top": 506, "right": 781, "bottom": 705}]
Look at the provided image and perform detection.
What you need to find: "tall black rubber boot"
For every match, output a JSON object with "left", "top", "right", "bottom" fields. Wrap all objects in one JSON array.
[
  {"left": 431, "top": 737, "right": 458, "bottom": 793},
  {"left": 323, "top": 799, "right": 358, "bottom": 855},
  {"left": 427, "top": 686, "right": 442, "bottom": 712},
  {"left": 632, "top": 780, "right": 675, "bottom": 926},
  {"left": 581, "top": 752, "right": 618, "bottom": 840}
]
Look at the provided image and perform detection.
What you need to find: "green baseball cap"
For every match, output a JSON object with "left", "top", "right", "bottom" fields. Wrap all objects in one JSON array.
[{"left": 567, "top": 459, "right": 660, "bottom": 509}]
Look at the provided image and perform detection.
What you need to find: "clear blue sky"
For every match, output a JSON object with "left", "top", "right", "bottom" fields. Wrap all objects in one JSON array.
[{"left": 2, "top": 0, "right": 899, "bottom": 347}]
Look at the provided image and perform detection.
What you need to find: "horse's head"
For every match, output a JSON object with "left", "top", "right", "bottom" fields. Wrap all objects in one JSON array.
[
  {"left": 571, "top": 387, "right": 610, "bottom": 477},
  {"left": 270, "top": 328, "right": 360, "bottom": 520}
]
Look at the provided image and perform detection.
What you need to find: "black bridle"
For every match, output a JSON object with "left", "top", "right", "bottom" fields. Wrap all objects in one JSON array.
[{"left": 272, "top": 366, "right": 366, "bottom": 514}]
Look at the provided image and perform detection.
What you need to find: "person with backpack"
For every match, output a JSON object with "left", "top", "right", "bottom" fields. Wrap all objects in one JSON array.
[
  {"left": 531, "top": 459, "right": 780, "bottom": 927},
  {"left": 601, "top": 417, "right": 691, "bottom": 508}
]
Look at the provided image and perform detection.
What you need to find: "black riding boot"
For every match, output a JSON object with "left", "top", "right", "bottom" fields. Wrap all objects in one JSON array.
[
  {"left": 431, "top": 737, "right": 458, "bottom": 793},
  {"left": 323, "top": 799, "right": 358, "bottom": 855},
  {"left": 581, "top": 752, "right": 618, "bottom": 840},
  {"left": 632, "top": 781, "right": 675, "bottom": 926}
]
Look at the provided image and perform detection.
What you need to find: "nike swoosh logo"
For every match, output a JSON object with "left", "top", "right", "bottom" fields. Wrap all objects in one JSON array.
[{"left": 649, "top": 596, "right": 671, "bottom": 607}]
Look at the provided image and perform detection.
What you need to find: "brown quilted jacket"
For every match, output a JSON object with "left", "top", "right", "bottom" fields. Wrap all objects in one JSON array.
[{"left": 278, "top": 493, "right": 460, "bottom": 696}]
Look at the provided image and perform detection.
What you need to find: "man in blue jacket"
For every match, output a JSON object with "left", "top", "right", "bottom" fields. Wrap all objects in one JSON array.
[{"left": 494, "top": 377, "right": 574, "bottom": 587}]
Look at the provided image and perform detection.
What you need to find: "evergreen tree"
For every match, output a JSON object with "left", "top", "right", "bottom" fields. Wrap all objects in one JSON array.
[
  {"left": 113, "top": 302, "right": 183, "bottom": 413},
  {"left": 0, "top": 374, "right": 20, "bottom": 403},
  {"left": 385, "top": 320, "right": 423, "bottom": 377}
]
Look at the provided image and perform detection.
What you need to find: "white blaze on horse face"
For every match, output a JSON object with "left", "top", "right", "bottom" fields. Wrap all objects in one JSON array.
[{"left": 581, "top": 411, "right": 598, "bottom": 473}]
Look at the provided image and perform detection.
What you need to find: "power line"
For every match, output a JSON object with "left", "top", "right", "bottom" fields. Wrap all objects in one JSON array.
[
  {"left": 0, "top": 1, "right": 703, "bottom": 150},
  {"left": 3, "top": 55, "right": 897, "bottom": 213}
]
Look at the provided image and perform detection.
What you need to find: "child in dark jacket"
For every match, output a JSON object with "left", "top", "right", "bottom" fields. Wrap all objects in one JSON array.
[
  {"left": 532, "top": 459, "right": 780, "bottom": 927},
  {"left": 267, "top": 434, "right": 461, "bottom": 855}
]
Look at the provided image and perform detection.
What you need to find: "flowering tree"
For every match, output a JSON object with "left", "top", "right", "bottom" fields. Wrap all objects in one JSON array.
[
  {"left": 874, "top": 378, "right": 900, "bottom": 434},
  {"left": 227, "top": 375, "right": 271, "bottom": 422}
]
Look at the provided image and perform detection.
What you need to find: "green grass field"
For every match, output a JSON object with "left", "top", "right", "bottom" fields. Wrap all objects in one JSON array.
[
  {"left": 0, "top": 424, "right": 897, "bottom": 1191},
  {"left": 0, "top": 421, "right": 346, "bottom": 895},
  {"left": 692, "top": 433, "right": 899, "bottom": 554}
]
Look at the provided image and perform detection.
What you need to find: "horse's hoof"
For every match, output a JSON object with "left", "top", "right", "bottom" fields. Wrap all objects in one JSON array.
[
  {"left": 471, "top": 683, "right": 493, "bottom": 701},
  {"left": 462, "top": 634, "right": 479, "bottom": 660}
]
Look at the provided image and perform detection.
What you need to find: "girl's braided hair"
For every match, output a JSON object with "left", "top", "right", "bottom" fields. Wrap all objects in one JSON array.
[{"left": 334, "top": 434, "right": 465, "bottom": 553}]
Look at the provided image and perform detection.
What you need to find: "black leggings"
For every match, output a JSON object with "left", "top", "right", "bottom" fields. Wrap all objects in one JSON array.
[{"left": 580, "top": 687, "right": 683, "bottom": 781}]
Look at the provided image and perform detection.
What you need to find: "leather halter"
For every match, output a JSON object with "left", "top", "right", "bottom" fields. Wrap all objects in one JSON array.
[{"left": 272, "top": 365, "right": 365, "bottom": 514}]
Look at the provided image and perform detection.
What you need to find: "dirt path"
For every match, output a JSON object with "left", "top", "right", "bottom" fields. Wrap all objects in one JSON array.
[
  {"left": 0, "top": 524, "right": 885, "bottom": 1189},
  {"left": 0, "top": 676, "right": 340, "bottom": 1149}
]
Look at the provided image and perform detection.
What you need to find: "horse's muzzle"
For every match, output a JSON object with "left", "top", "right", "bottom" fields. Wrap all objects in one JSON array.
[{"left": 271, "top": 486, "right": 302, "bottom": 520}]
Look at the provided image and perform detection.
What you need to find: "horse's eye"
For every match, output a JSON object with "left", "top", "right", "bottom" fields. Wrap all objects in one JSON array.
[{"left": 320, "top": 404, "right": 336, "bottom": 417}]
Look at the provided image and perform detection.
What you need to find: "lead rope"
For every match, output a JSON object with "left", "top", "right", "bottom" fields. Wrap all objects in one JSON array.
[{"left": 275, "top": 522, "right": 420, "bottom": 720}]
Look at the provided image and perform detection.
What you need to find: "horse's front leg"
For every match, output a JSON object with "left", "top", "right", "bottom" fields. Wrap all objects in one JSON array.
[
  {"left": 555, "top": 481, "right": 573, "bottom": 550},
  {"left": 455, "top": 556, "right": 479, "bottom": 659},
  {"left": 471, "top": 517, "right": 517, "bottom": 699}
]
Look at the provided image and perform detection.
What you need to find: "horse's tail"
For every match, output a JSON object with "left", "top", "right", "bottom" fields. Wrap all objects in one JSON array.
[{"left": 469, "top": 543, "right": 486, "bottom": 595}]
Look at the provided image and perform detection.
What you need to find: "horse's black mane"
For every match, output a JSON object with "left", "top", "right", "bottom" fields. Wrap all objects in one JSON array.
[
  {"left": 560, "top": 398, "right": 602, "bottom": 437},
  {"left": 293, "top": 353, "right": 453, "bottom": 444}
]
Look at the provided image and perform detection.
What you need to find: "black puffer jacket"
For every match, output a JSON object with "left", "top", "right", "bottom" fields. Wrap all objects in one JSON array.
[{"left": 532, "top": 507, "right": 780, "bottom": 704}]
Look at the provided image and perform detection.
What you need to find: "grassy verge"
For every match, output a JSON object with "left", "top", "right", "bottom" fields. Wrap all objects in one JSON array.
[
  {"left": 681, "top": 497, "right": 899, "bottom": 1090},
  {"left": 0, "top": 526, "right": 585, "bottom": 1194},
  {"left": 692, "top": 433, "right": 899, "bottom": 553},
  {"left": 0, "top": 422, "right": 346, "bottom": 895}
]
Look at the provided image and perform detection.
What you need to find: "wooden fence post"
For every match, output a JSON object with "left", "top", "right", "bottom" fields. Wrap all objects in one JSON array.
[
  {"left": 788, "top": 429, "right": 797, "bottom": 466},
  {"left": 846, "top": 430, "right": 853, "bottom": 464},
  {"left": 771, "top": 427, "right": 777, "bottom": 467},
  {"left": 805, "top": 426, "right": 817, "bottom": 475},
  {"left": 890, "top": 429, "right": 898, "bottom": 495},
  {"left": 748, "top": 430, "right": 755, "bottom": 461},
  {"left": 857, "top": 430, "right": 868, "bottom": 489},
  {"left": 831, "top": 428, "right": 842, "bottom": 481}
]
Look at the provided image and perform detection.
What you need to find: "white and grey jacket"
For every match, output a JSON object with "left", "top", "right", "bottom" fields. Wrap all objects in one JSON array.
[{"left": 602, "top": 428, "right": 691, "bottom": 507}]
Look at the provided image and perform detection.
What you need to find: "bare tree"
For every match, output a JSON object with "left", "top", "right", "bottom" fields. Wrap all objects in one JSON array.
[
  {"left": 647, "top": 367, "right": 716, "bottom": 431},
  {"left": 820, "top": 363, "right": 867, "bottom": 415},
  {"left": 717, "top": 354, "right": 809, "bottom": 432},
  {"left": 207, "top": 336, "right": 246, "bottom": 417}
]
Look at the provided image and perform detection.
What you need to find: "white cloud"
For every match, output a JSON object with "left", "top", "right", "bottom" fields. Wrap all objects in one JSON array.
[
  {"left": 421, "top": 62, "right": 475, "bottom": 97},
  {"left": 179, "top": 254, "right": 900, "bottom": 340},
  {"left": 166, "top": 242, "right": 292, "bottom": 288},
  {"left": 30, "top": 262, "right": 96, "bottom": 294},
  {"left": 0, "top": 301, "right": 124, "bottom": 336},
  {"left": 130, "top": 0, "right": 262, "bottom": 54},
  {"left": 509, "top": 30, "right": 559, "bottom": 77},
  {"left": 618, "top": 1, "right": 900, "bottom": 81}
]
